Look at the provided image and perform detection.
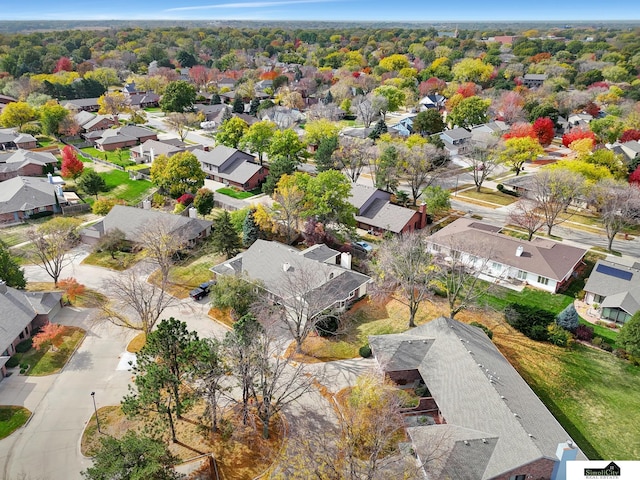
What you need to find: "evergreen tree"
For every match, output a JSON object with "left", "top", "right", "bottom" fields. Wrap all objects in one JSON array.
[
  {"left": 323, "top": 90, "right": 333, "bottom": 105},
  {"left": 0, "top": 241, "right": 26, "bottom": 289},
  {"left": 618, "top": 312, "right": 640, "bottom": 358},
  {"left": 249, "top": 98, "right": 260, "bottom": 116},
  {"left": 555, "top": 304, "right": 579, "bottom": 332},
  {"left": 221, "top": 106, "right": 232, "bottom": 123},
  {"left": 193, "top": 188, "right": 214, "bottom": 216},
  {"left": 211, "top": 210, "right": 242, "bottom": 259},
  {"left": 369, "top": 118, "right": 388, "bottom": 140},
  {"left": 232, "top": 96, "right": 244, "bottom": 114},
  {"left": 77, "top": 170, "right": 107, "bottom": 199},
  {"left": 210, "top": 93, "right": 221, "bottom": 105},
  {"left": 262, "top": 156, "right": 297, "bottom": 195},
  {"left": 315, "top": 136, "right": 339, "bottom": 172},
  {"left": 242, "top": 209, "right": 260, "bottom": 247}
]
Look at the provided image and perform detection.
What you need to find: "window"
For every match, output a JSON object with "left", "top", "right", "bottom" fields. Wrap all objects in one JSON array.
[
  {"left": 510, "top": 475, "right": 526, "bottom": 480},
  {"left": 593, "top": 294, "right": 605, "bottom": 304},
  {"left": 348, "top": 290, "right": 356, "bottom": 299},
  {"left": 491, "top": 262, "right": 502, "bottom": 271},
  {"left": 517, "top": 270, "right": 527, "bottom": 280},
  {"left": 537, "top": 275, "right": 549, "bottom": 286}
]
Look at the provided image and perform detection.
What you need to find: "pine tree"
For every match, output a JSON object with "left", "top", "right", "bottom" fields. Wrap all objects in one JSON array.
[
  {"left": 249, "top": 98, "right": 260, "bottom": 116},
  {"left": 212, "top": 210, "right": 242, "bottom": 259},
  {"left": 0, "top": 241, "right": 26, "bottom": 288},
  {"left": 369, "top": 118, "right": 388, "bottom": 140},
  {"left": 323, "top": 90, "right": 333, "bottom": 105},
  {"left": 315, "top": 136, "right": 338, "bottom": 172},
  {"left": 242, "top": 209, "right": 260, "bottom": 247},
  {"left": 210, "top": 93, "right": 221, "bottom": 105},
  {"left": 221, "top": 106, "right": 232, "bottom": 123},
  {"left": 232, "top": 96, "right": 244, "bottom": 114},
  {"left": 555, "top": 303, "right": 579, "bottom": 332},
  {"left": 262, "top": 156, "right": 297, "bottom": 194}
]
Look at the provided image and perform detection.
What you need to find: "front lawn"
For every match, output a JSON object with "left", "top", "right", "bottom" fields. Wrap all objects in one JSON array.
[
  {"left": 12, "top": 326, "right": 85, "bottom": 376},
  {"left": 216, "top": 187, "right": 260, "bottom": 200},
  {"left": 80, "top": 147, "right": 135, "bottom": 168},
  {"left": 457, "top": 187, "right": 519, "bottom": 207},
  {"left": 82, "top": 249, "right": 145, "bottom": 271},
  {"left": 96, "top": 168, "right": 154, "bottom": 204},
  {"left": 0, "top": 406, "right": 31, "bottom": 439}
]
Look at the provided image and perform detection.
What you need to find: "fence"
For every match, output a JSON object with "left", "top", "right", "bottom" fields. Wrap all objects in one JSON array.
[
  {"left": 63, "top": 141, "right": 127, "bottom": 171},
  {"left": 61, "top": 203, "right": 91, "bottom": 215}
]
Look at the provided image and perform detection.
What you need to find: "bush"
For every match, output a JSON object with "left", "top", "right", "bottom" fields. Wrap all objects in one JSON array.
[
  {"left": 575, "top": 324, "right": 594, "bottom": 342},
  {"left": 19, "top": 362, "right": 29, "bottom": 370},
  {"left": 315, "top": 316, "right": 339, "bottom": 337},
  {"left": 176, "top": 193, "right": 194, "bottom": 205},
  {"left": 6, "top": 356, "right": 20, "bottom": 368},
  {"left": 152, "top": 192, "right": 165, "bottom": 208},
  {"left": 556, "top": 304, "right": 579, "bottom": 332},
  {"left": 359, "top": 345, "right": 372, "bottom": 358},
  {"left": 173, "top": 203, "right": 186, "bottom": 214},
  {"left": 548, "top": 324, "right": 572, "bottom": 347},
  {"left": 592, "top": 337, "right": 604, "bottom": 347},
  {"left": 601, "top": 342, "right": 613, "bottom": 352},
  {"left": 505, "top": 303, "right": 555, "bottom": 340},
  {"left": 29, "top": 210, "right": 54, "bottom": 220},
  {"left": 529, "top": 324, "right": 550, "bottom": 342},
  {"left": 415, "top": 384, "right": 430, "bottom": 397},
  {"left": 92, "top": 198, "right": 117, "bottom": 216},
  {"left": 496, "top": 183, "right": 504, "bottom": 192},
  {"left": 15, "top": 339, "right": 33, "bottom": 353},
  {"left": 470, "top": 322, "right": 493, "bottom": 339}
]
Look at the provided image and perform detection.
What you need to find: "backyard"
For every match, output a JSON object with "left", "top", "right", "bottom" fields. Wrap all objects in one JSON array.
[
  {"left": 80, "top": 147, "right": 135, "bottom": 168},
  {"left": 216, "top": 187, "right": 261, "bottom": 200},
  {"left": 95, "top": 168, "right": 154, "bottom": 205}
]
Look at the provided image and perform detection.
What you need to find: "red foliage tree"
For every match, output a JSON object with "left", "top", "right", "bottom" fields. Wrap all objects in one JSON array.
[
  {"left": 503, "top": 122, "right": 536, "bottom": 140},
  {"left": 529, "top": 52, "right": 552, "bottom": 63},
  {"left": 562, "top": 128, "right": 597, "bottom": 148},
  {"left": 188, "top": 65, "right": 210, "bottom": 88},
  {"left": 457, "top": 82, "right": 478, "bottom": 98},
  {"left": 419, "top": 77, "right": 447, "bottom": 96},
  {"left": 53, "top": 56, "right": 73, "bottom": 73},
  {"left": 532, "top": 117, "right": 555, "bottom": 147},
  {"left": 629, "top": 166, "right": 640, "bottom": 185},
  {"left": 61, "top": 145, "right": 84, "bottom": 179},
  {"left": 584, "top": 102, "right": 601, "bottom": 118},
  {"left": 260, "top": 70, "right": 279, "bottom": 81},
  {"left": 32, "top": 322, "right": 66, "bottom": 351},
  {"left": 620, "top": 129, "right": 640, "bottom": 143},
  {"left": 58, "top": 277, "right": 85, "bottom": 304}
]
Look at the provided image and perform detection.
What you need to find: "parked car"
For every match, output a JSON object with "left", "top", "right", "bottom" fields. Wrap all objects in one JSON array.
[
  {"left": 351, "top": 241, "right": 373, "bottom": 254},
  {"left": 189, "top": 280, "right": 216, "bottom": 300}
]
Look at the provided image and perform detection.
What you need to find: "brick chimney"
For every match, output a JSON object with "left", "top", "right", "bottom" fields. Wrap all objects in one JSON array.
[{"left": 418, "top": 203, "right": 427, "bottom": 230}]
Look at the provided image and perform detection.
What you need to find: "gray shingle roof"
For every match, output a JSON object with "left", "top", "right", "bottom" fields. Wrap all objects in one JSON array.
[
  {"left": 429, "top": 218, "right": 586, "bottom": 281},
  {"left": 584, "top": 259, "right": 640, "bottom": 314},
  {"left": 3, "top": 149, "right": 57, "bottom": 166},
  {"left": 370, "top": 317, "right": 586, "bottom": 480},
  {"left": 0, "top": 176, "right": 58, "bottom": 214},
  {"left": 300, "top": 243, "right": 340, "bottom": 263},
  {"left": 349, "top": 183, "right": 380, "bottom": 210},
  {"left": 356, "top": 198, "right": 418, "bottom": 234},
  {"left": 194, "top": 147, "right": 261, "bottom": 185}
]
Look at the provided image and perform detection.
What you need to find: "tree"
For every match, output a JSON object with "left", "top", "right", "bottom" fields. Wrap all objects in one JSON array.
[
  {"left": 499, "top": 137, "right": 544, "bottom": 175},
  {"left": 150, "top": 151, "right": 205, "bottom": 197},
  {"left": 215, "top": 116, "right": 248, "bottom": 148},
  {"left": 507, "top": 201, "right": 545, "bottom": 241},
  {"left": 268, "top": 128, "right": 306, "bottom": 164},
  {"left": 85, "top": 67, "right": 119, "bottom": 89},
  {"left": 96, "top": 228, "right": 126, "bottom": 259},
  {"left": 160, "top": 80, "right": 196, "bottom": 113},
  {"left": 32, "top": 322, "right": 65, "bottom": 351},
  {"left": 61, "top": 145, "right": 84, "bottom": 179},
  {"left": 239, "top": 120, "right": 276, "bottom": 164},
  {"left": 314, "top": 135, "right": 339, "bottom": 172},
  {"left": 0, "top": 101, "right": 38, "bottom": 130},
  {"left": 369, "top": 118, "right": 387, "bottom": 140},
  {"left": 503, "top": 122, "right": 535, "bottom": 140},
  {"left": 379, "top": 53, "right": 410, "bottom": 72},
  {"left": 354, "top": 95, "right": 376, "bottom": 128},
  {"left": 303, "top": 118, "right": 340, "bottom": 147},
  {"left": 176, "top": 50, "right": 197, "bottom": 68},
  {"left": 232, "top": 96, "right": 244, "bottom": 114},
  {"left": 209, "top": 274, "right": 256, "bottom": 320},
  {"left": 97, "top": 92, "right": 130, "bottom": 121},
  {"left": 271, "top": 174, "right": 306, "bottom": 244},
  {"left": 39, "top": 101, "right": 68, "bottom": 136},
  {"left": 562, "top": 127, "right": 596, "bottom": 148},
  {"left": 618, "top": 311, "right": 640, "bottom": 358},
  {"left": 399, "top": 143, "right": 447, "bottom": 205},
  {"left": 589, "top": 179, "right": 640, "bottom": 252},
  {"left": 242, "top": 209, "right": 260, "bottom": 247},
  {"left": 0, "top": 241, "right": 26, "bottom": 289},
  {"left": 413, "top": 109, "right": 445, "bottom": 136},
  {"left": 165, "top": 112, "right": 201, "bottom": 141},
  {"left": 332, "top": 136, "right": 374, "bottom": 182},
  {"left": 212, "top": 210, "right": 242, "bottom": 259},
  {"left": 468, "top": 138, "right": 501, "bottom": 192},
  {"left": 262, "top": 155, "right": 297, "bottom": 195},
  {"left": 77, "top": 170, "right": 106, "bottom": 199},
  {"left": 81, "top": 431, "right": 182, "bottom": 480},
  {"left": 373, "top": 233, "right": 435, "bottom": 328},
  {"left": 303, "top": 170, "right": 356, "bottom": 227},
  {"left": 27, "top": 217, "right": 81, "bottom": 287},
  {"left": 532, "top": 168, "right": 585, "bottom": 236},
  {"left": 59, "top": 277, "right": 85, "bottom": 305},
  {"left": 532, "top": 117, "right": 555, "bottom": 146},
  {"left": 372, "top": 85, "right": 406, "bottom": 117},
  {"left": 193, "top": 188, "right": 214, "bottom": 216},
  {"left": 452, "top": 58, "right": 494, "bottom": 83},
  {"left": 556, "top": 304, "right": 579, "bottom": 332},
  {"left": 422, "top": 185, "right": 450, "bottom": 216},
  {"left": 590, "top": 115, "right": 625, "bottom": 144},
  {"left": 372, "top": 144, "right": 400, "bottom": 192},
  {"left": 53, "top": 56, "right": 73, "bottom": 73},
  {"left": 620, "top": 129, "right": 640, "bottom": 143},
  {"left": 448, "top": 96, "right": 490, "bottom": 128},
  {"left": 136, "top": 219, "right": 188, "bottom": 287}
]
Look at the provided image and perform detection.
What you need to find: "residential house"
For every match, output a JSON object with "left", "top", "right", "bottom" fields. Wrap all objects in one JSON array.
[
  {"left": 80, "top": 204, "right": 213, "bottom": 246},
  {"left": 1, "top": 281, "right": 63, "bottom": 380},
  {"left": 74, "top": 111, "right": 117, "bottom": 134},
  {"left": 93, "top": 125, "right": 158, "bottom": 152},
  {"left": 427, "top": 218, "right": 587, "bottom": 293},
  {"left": 129, "top": 138, "right": 198, "bottom": 164},
  {"left": 583, "top": 258, "right": 640, "bottom": 324},
  {"left": 486, "top": 35, "right": 522, "bottom": 45},
  {"left": 439, "top": 128, "right": 472, "bottom": 156},
  {"left": 211, "top": 240, "right": 371, "bottom": 318},
  {"left": 194, "top": 104, "right": 229, "bottom": 123},
  {"left": 63, "top": 98, "right": 100, "bottom": 112},
  {"left": 0, "top": 129, "right": 38, "bottom": 150},
  {"left": 0, "top": 176, "right": 66, "bottom": 224},
  {"left": 388, "top": 115, "right": 417, "bottom": 137},
  {"left": 567, "top": 113, "right": 593, "bottom": 129},
  {"left": 122, "top": 82, "right": 160, "bottom": 109},
  {"left": 369, "top": 316, "right": 585, "bottom": 480},
  {"left": 470, "top": 121, "right": 509, "bottom": 140},
  {"left": 610, "top": 140, "right": 640, "bottom": 165},
  {"left": 419, "top": 94, "right": 446, "bottom": 111},
  {"left": 0, "top": 94, "right": 17, "bottom": 115},
  {"left": 522, "top": 74, "right": 547, "bottom": 89},
  {"left": 349, "top": 184, "right": 429, "bottom": 235},
  {"left": 0, "top": 150, "right": 58, "bottom": 181},
  {"left": 193, "top": 145, "right": 268, "bottom": 191}
]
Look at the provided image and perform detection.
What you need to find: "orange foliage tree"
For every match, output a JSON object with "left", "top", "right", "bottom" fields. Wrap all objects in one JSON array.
[
  {"left": 32, "top": 322, "right": 66, "bottom": 351},
  {"left": 503, "top": 122, "right": 536, "bottom": 140},
  {"left": 58, "top": 277, "right": 86, "bottom": 304},
  {"left": 61, "top": 145, "right": 84, "bottom": 179},
  {"left": 562, "top": 128, "right": 597, "bottom": 148}
]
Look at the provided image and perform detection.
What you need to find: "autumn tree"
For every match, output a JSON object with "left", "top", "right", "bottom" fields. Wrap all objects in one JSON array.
[
  {"left": 589, "top": 179, "right": 640, "bottom": 252},
  {"left": 159, "top": 80, "right": 196, "bottom": 112},
  {"left": 499, "top": 137, "right": 544, "bottom": 175},
  {"left": 532, "top": 117, "right": 555, "bottom": 146},
  {"left": 96, "top": 228, "right": 126, "bottom": 259},
  {"left": 165, "top": 112, "right": 201, "bottom": 141},
  {"left": 371, "top": 143, "right": 400, "bottom": 192},
  {"left": 0, "top": 241, "right": 26, "bottom": 289},
  {"left": 590, "top": 115, "right": 624, "bottom": 144},
  {"left": 239, "top": 119, "right": 276, "bottom": 164},
  {"left": 97, "top": 92, "right": 130, "bottom": 121},
  {"left": 77, "top": 169, "right": 106, "bottom": 199},
  {"left": 215, "top": 116, "right": 249, "bottom": 148},
  {"left": 58, "top": 277, "right": 85, "bottom": 304},
  {"left": 53, "top": 56, "right": 73, "bottom": 73},
  {"left": 468, "top": 137, "right": 501, "bottom": 192},
  {"left": 136, "top": 219, "right": 188, "bottom": 286},
  {"left": 268, "top": 128, "right": 306, "bottom": 164},
  {"left": 302, "top": 170, "right": 356, "bottom": 228},
  {"left": 150, "top": 151, "right": 205, "bottom": 197},
  {"left": 39, "top": 101, "right": 69, "bottom": 136},
  {"left": 533, "top": 168, "right": 585, "bottom": 236},
  {"left": 27, "top": 217, "right": 81, "bottom": 287},
  {"left": 620, "top": 129, "right": 640, "bottom": 143},
  {"left": 332, "top": 136, "right": 374, "bottom": 182},
  {"left": 193, "top": 187, "right": 214, "bottom": 216},
  {"left": 32, "top": 322, "right": 66, "bottom": 351},
  {"left": 503, "top": 122, "right": 535, "bottom": 140},
  {"left": 452, "top": 58, "right": 494, "bottom": 83},
  {"left": 399, "top": 142, "right": 448, "bottom": 205},
  {"left": 354, "top": 95, "right": 376, "bottom": 128},
  {"left": 61, "top": 145, "right": 84, "bottom": 179},
  {"left": 0, "top": 101, "right": 38, "bottom": 130},
  {"left": 272, "top": 174, "right": 306, "bottom": 244},
  {"left": 507, "top": 201, "right": 545, "bottom": 241},
  {"left": 372, "top": 85, "right": 406, "bottom": 117},
  {"left": 562, "top": 127, "right": 596, "bottom": 148},
  {"left": 448, "top": 96, "right": 490, "bottom": 128},
  {"left": 373, "top": 233, "right": 435, "bottom": 328}
]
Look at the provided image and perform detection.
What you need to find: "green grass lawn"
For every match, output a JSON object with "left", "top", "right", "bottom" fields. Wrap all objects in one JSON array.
[
  {"left": 0, "top": 406, "right": 31, "bottom": 439},
  {"left": 216, "top": 187, "right": 260, "bottom": 199},
  {"left": 481, "top": 285, "right": 574, "bottom": 314},
  {"left": 96, "top": 168, "right": 154, "bottom": 204},
  {"left": 13, "top": 326, "right": 85, "bottom": 376},
  {"left": 80, "top": 147, "right": 135, "bottom": 168},
  {"left": 578, "top": 318, "right": 619, "bottom": 347},
  {"left": 81, "top": 250, "right": 145, "bottom": 270},
  {"left": 458, "top": 187, "right": 519, "bottom": 206}
]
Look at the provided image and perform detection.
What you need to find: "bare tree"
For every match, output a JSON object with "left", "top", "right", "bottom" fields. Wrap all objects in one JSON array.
[
  {"left": 373, "top": 233, "right": 435, "bottom": 328},
  {"left": 354, "top": 95, "right": 376, "bottom": 128},
  {"left": 97, "top": 269, "right": 177, "bottom": 335},
  {"left": 590, "top": 179, "right": 640, "bottom": 252},
  {"left": 135, "top": 219, "right": 188, "bottom": 286},
  {"left": 306, "top": 102, "right": 344, "bottom": 121},
  {"left": 165, "top": 112, "right": 201, "bottom": 141},
  {"left": 532, "top": 169, "right": 585, "bottom": 236},
  {"left": 399, "top": 143, "right": 448, "bottom": 205},
  {"left": 332, "top": 136, "right": 375, "bottom": 182},
  {"left": 468, "top": 136, "right": 501, "bottom": 192},
  {"left": 272, "top": 180, "right": 306, "bottom": 244},
  {"left": 507, "top": 201, "right": 546, "bottom": 241},
  {"left": 26, "top": 217, "right": 81, "bottom": 287}
]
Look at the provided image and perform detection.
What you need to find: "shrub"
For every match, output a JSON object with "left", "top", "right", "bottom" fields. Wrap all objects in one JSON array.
[
  {"left": 592, "top": 337, "right": 604, "bottom": 347},
  {"left": 548, "top": 324, "right": 571, "bottom": 347},
  {"left": 176, "top": 193, "right": 194, "bottom": 205},
  {"left": 575, "top": 324, "right": 594, "bottom": 342},
  {"left": 470, "top": 321, "right": 493, "bottom": 339},
  {"left": 359, "top": 345, "right": 372, "bottom": 358},
  {"left": 19, "top": 362, "right": 29, "bottom": 370},
  {"left": 530, "top": 324, "right": 550, "bottom": 341},
  {"left": 92, "top": 198, "right": 117, "bottom": 216},
  {"left": 315, "top": 316, "right": 340, "bottom": 337},
  {"left": 6, "top": 356, "right": 20, "bottom": 368},
  {"left": 601, "top": 342, "right": 613, "bottom": 352},
  {"left": 496, "top": 183, "right": 504, "bottom": 192},
  {"left": 415, "top": 384, "right": 430, "bottom": 397},
  {"left": 152, "top": 192, "right": 165, "bottom": 208},
  {"left": 15, "top": 339, "right": 33, "bottom": 353},
  {"left": 505, "top": 303, "right": 555, "bottom": 340},
  {"left": 556, "top": 303, "right": 579, "bottom": 332},
  {"left": 614, "top": 348, "right": 628, "bottom": 359},
  {"left": 29, "top": 210, "right": 54, "bottom": 219},
  {"left": 173, "top": 203, "right": 186, "bottom": 214}
]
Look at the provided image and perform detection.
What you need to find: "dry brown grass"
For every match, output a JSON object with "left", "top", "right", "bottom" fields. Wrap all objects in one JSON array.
[
  {"left": 208, "top": 307, "right": 234, "bottom": 330},
  {"left": 126, "top": 333, "right": 146, "bottom": 353}
]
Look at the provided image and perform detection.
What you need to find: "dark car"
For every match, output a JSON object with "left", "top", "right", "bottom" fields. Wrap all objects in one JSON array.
[{"left": 189, "top": 280, "right": 216, "bottom": 300}]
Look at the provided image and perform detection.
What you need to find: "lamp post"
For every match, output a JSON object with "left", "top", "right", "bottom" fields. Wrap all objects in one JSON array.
[{"left": 90, "top": 391, "right": 101, "bottom": 433}]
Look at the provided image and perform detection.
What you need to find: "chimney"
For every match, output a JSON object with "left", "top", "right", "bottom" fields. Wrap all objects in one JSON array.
[
  {"left": 142, "top": 200, "right": 151, "bottom": 210},
  {"left": 418, "top": 202, "right": 427, "bottom": 229},
  {"left": 47, "top": 173, "right": 53, "bottom": 183},
  {"left": 55, "top": 185, "right": 64, "bottom": 199},
  {"left": 283, "top": 262, "right": 291, "bottom": 272},
  {"left": 340, "top": 252, "right": 352, "bottom": 270},
  {"left": 0, "top": 280, "right": 6, "bottom": 294},
  {"left": 188, "top": 207, "right": 197, "bottom": 218},
  {"left": 551, "top": 441, "right": 578, "bottom": 480},
  {"left": 149, "top": 147, "right": 155, "bottom": 164},
  {"left": 515, "top": 245, "right": 524, "bottom": 257}
]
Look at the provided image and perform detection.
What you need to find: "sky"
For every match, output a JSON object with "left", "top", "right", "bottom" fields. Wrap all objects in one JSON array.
[{"left": 1, "top": 0, "right": 639, "bottom": 22}]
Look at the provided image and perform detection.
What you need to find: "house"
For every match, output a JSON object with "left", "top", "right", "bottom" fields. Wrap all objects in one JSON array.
[
  {"left": 74, "top": 111, "right": 117, "bottom": 134},
  {"left": 0, "top": 94, "right": 17, "bottom": 115},
  {"left": 123, "top": 83, "right": 160, "bottom": 109},
  {"left": 583, "top": 258, "right": 640, "bottom": 324},
  {"left": 80, "top": 204, "right": 213, "bottom": 246},
  {"left": 0, "top": 280, "right": 63, "bottom": 380},
  {"left": 427, "top": 218, "right": 587, "bottom": 293},
  {"left": 419, "top": 94, "right": 446, "bottom": 111},
  {"left": 194, "top": 104, "right": 229, "bottom": 123},
  {"left": 388, "top": 115, "right": 417, "bottom": 137},
  {"left": 369, "top": 316, "right": 585, "bottom": 480},
  {"left": 567, "top": 113, "right": 593, "bottom": 129},
  {"left": 93, "top": 125, "right": 158, "bottom": 152},
  {"left": 0, "top": 150, "right": 58, "bottom": 181},
  {"left": 63, "top": 98, "right": 100, "bottom": 112},
  {"left": 522, "top": 74, "right": 547, "bottom": 89},
  {"left": 193, "top": 145, "right": 268, "bottom": 191},
  {"left": 610, "top": 140, "right": 640, "bottom": 164},
  {"left": 470, "top": 121, "right": 509, "bottom": 139},
  {"left": 439, "top": 128, "right": 472, "bottom": 155},
  {"left": 0, "top": 129, "right": 38, "bottom": 150},
  {"left": 349, "top": 184, "right": 428, "bottom": 235},
  {"left": 211, "top": 240, "right": 371, "bottom": 318},
  {"left": 0, "top": 176, "right": 66, "bottom": 224},
  {"left": 501, "top": 174, "right": 535, "bottom": 197},
  {"left": 129, "top": 138, "right": 198, "bottom": 163}
]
